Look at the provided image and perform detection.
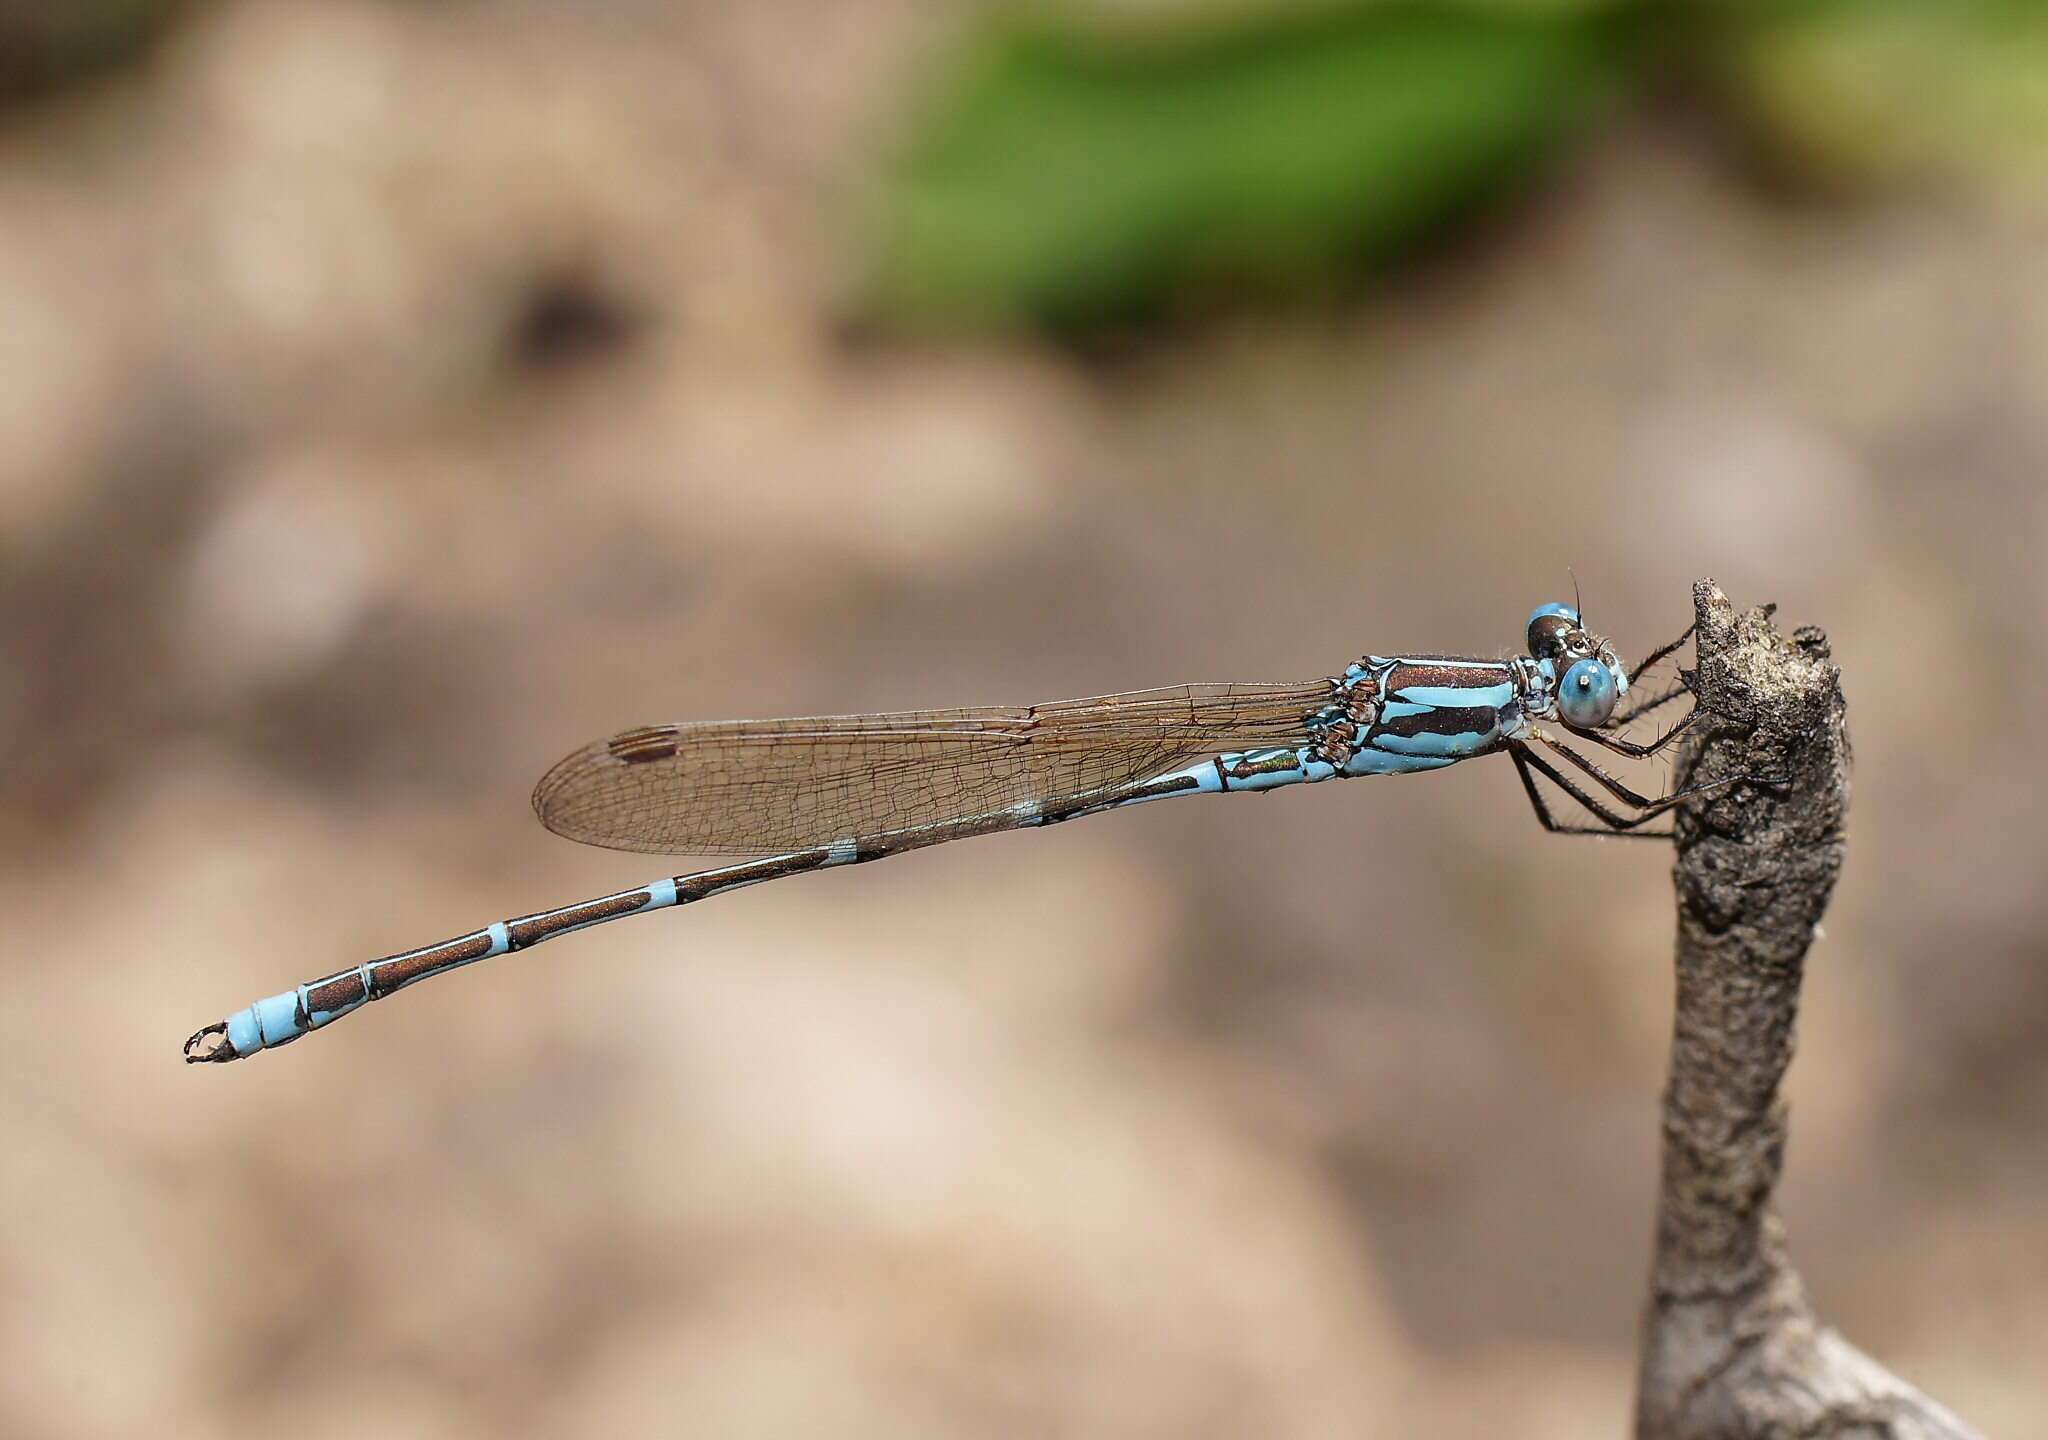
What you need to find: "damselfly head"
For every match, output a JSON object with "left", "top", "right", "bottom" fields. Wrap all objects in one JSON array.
[
  {"left": 1526, "top": 601, "right": 1581, "bottom": 662},
  {"left": 1559, "top": 654, "right": 1622, "bottom": 727},
  {"left": 1525, "top": 600, "right": 1628, "bottom": 726}
]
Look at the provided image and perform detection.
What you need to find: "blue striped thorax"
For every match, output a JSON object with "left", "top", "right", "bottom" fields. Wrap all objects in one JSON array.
[
  {"left": 1344, "top": 657, "right": 1518, "bottom": 773},
  {"left": 1308, "top": 602, "right": 1634, "bottom": 778},
  {"left": 1306, "top": 656, "right": 1515, "bottom": 776}
]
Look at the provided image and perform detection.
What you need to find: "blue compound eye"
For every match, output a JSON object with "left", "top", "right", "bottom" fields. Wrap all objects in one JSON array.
[
  {"left": 1526, "top": 600, "right": 1580, "bottom": 659},
  {"left": 1559, "top": 658, "right": 1618, "bottom": 728}
]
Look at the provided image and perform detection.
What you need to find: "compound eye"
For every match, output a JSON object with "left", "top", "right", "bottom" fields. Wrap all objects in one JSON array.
[
  {"left": 1559, "top": 658, "right": 1618, "bottom": 728},
  {"left": 1526, "top": 601, "right": 1579, "bottom": 659}
]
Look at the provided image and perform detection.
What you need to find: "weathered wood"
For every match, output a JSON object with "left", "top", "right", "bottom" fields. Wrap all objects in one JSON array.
[{"left": 1635, "top": 580, "right": 1978, "bottom": 1440}]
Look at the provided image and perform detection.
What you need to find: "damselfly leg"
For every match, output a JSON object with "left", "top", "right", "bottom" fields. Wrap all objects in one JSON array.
[
  {"left": 1602, "top": 622, "right": 1696, "bottom": 731},
  {"left": 1603, "top": 610, "right": 1765, "bottom": 734},
  {"left": 1507, "top": 734, "right": 1767, "bottom": 839},
  {"left": 1509, "top": 745, "right": 1669, "bottom": 838},
  {"left": 1532, "top": 730, "right": 1703, "bottom": 810},
  {"left": 1628, "top": 623, "right": 1695, "bottom": 687},
  {"left": 1567, "top": 704, "right": 1700, "bottom": 760}
]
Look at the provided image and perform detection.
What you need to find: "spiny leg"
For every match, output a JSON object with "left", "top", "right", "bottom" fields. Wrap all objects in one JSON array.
[
  {"left": 1513, "top": 741, "right": 1762, "bottom": 833},
  {"left": 1531, "top": 731, "right": 1758, "bottom": 816},
  {"left": 1513, "top": 743, "right": 1663, "bottom": 829},
  {"left": 1606, "top": 615, "right": 1699, "bottom": 733},
  {"left": 1513, "top": 742, "right": 1721, "bottom": 831},
  {"left": 1568, "top": 705, "right": 1700, "bottom": 760},
  {"left": 1509, "top": 744, "right": 1671, "bottom": 839},
  {"left": 1628, "top": 623, "right": 1695, "bottom": 687},
  {"left": 1607, "top": 680, "right": 1691, "bottom": 730},
  {"left": 1581, "top": 620, "right": 1710, "bottom": 735}
]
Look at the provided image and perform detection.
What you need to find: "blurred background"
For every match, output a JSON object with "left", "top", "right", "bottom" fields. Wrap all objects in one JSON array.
[{"left": 3, "top": 0, "right": 2044, "bottom": 1434}]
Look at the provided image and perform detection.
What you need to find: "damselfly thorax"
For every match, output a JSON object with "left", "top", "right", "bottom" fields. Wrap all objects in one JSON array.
[{"left": 185, "top": 602, "right": 1740, "bottom": 1065}]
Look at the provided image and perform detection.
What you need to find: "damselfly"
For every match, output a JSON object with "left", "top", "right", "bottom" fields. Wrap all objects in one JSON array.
[{"left": 184, "top": 602, "right": 1739, "bottom": 1064}]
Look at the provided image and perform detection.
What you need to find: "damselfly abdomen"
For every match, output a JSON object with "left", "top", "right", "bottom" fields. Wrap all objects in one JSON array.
[{"left": 184, "top": 602, "right": 1736, "bottom": 1064}]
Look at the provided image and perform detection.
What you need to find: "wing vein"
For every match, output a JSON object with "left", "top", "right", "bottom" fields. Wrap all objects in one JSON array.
[{"left": 531, "top": 681, "right": 1331, "bottom": 856}]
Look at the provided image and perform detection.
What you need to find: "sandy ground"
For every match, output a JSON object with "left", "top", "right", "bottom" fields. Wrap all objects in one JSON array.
[{"left": 1, "top": 2, "right": 2043, "bottom": 1435}]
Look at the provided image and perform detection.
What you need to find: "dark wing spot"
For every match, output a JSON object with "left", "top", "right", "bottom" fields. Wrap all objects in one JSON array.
[{"left": 607, "top": 726, "right": 679, "bottom": 764}]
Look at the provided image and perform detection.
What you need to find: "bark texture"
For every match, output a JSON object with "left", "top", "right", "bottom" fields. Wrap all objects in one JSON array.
[{"left": 1634, "top": 580, "right": 1980, "bottom": 1440}]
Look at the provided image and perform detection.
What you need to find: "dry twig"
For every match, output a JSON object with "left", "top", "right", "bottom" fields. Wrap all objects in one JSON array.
[{"left": 1634, "top": 580, "right": 1980, "bottom": 1440}]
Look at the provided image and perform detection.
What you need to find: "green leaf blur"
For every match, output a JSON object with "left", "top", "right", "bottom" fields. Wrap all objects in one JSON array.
[
  {"left": 1728, "top": 0, "right": 2048, "bottom": 201},
  {"left": 862, "top": 3, "right": 1624, "bottom": 329},
  {"left": 0, "top": 0, "right": 191, "bottom": 104}
]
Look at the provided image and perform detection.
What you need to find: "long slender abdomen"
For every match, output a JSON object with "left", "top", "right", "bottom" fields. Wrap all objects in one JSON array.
[
  {"left": 185, "top": 857, "right": 851, "bottom": 1063},
  {"left": 185, "top": 731, "right": 1350, "bottom": 1064}
]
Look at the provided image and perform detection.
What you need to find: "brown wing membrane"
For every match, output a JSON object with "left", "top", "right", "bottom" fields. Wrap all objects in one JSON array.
[{"left": 532, "top": 682, "right": 1331, "bottom": 856}]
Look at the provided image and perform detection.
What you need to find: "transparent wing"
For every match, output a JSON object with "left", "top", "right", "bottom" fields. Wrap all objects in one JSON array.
[{"left": 532, "top": 681, "right": 1331, "bottom": 856}]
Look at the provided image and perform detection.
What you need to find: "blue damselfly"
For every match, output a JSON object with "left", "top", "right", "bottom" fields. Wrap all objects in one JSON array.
[{"left": 185, "top": 602, "right": 1734, "bottom": 1064}]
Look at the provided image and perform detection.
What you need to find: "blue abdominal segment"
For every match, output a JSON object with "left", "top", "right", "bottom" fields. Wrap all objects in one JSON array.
[
  {"left": 1343, "top": 748, "right": 1460, "bottom": 775},
  {"left": 225, "top": 989, "right": 306, "bottom": 1053},
  {"left": 1134, "top": 747, "right": 1336, "bottom": 801}
]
